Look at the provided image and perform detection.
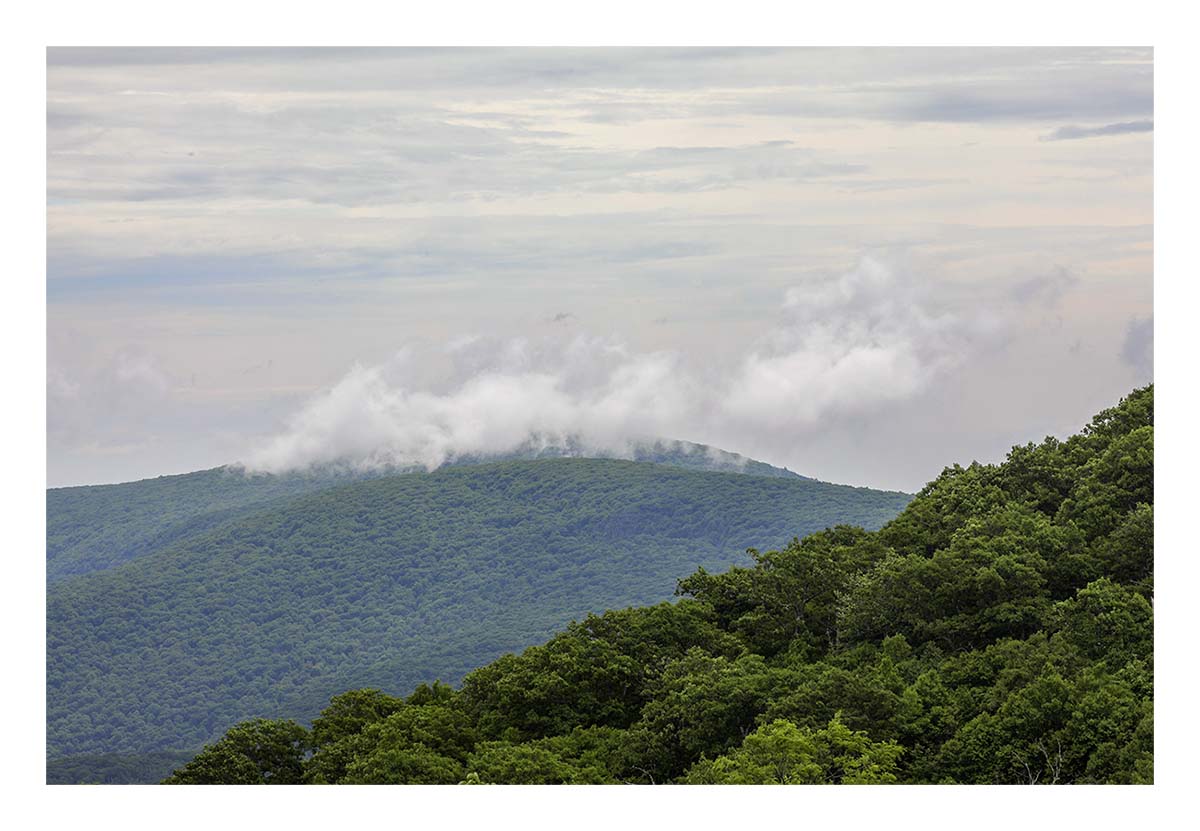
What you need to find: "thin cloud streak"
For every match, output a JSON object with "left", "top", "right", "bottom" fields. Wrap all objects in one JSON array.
[{"left": 1040, "top": 121, "right": 1154, "bottom": 141}]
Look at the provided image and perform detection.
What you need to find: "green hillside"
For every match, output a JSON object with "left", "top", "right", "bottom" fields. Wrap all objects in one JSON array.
[
  {"left": 46, "top": 751, "right": 195, "bottom": 785},
  {"left": 47, "top": 458, "right": 909, "bottom": 767},
  {"left": 47, "top": 438, "right": 799, "bottom": 586},
  {"left": 47, "top": 466, "right": 372, "bottom": 585},
  {"left": 162, "top": 386, "right": 1153, "bottom": 785}
]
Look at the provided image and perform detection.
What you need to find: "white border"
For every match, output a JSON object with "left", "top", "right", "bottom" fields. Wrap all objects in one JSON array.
[{"left": 9, "top": 3, "right": 1195, "bottom": 828}]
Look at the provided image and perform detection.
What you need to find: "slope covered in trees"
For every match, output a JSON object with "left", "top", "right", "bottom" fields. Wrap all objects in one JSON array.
[
  {"left": 48, "top": 457, "right": 908, "bottom": 772},
  {"left": 163, "top": 386, "right": 1153, "bottom": 785},
  {"left": 48, "top": 466, "right": 373, "bottom": 585},
  {"left": 47, "top": 439, "right": 800, "bottom": 586},
  {"left": 46, "top": 751, "right": 195, "bottom": 785}
]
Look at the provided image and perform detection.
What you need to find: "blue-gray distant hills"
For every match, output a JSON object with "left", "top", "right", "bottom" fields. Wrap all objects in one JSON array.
[
  {"left": 47, "top": 439, "right": 804, "bottom": 586},
  {"left": 46, "top": 445, "right": 910, "bottom": 783}
]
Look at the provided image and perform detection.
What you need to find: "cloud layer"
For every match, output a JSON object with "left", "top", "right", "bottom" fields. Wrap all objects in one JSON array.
[{"left": 244, "top": 259, "right": 1001, "bottom": 474}]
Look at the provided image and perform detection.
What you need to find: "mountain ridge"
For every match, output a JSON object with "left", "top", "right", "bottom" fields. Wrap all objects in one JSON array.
[
  {"left": 47, "top": 439, "right": 814, "bottom": 585},
  {"left": 47, "top": 456, "right": 911, "bottom": 765}
]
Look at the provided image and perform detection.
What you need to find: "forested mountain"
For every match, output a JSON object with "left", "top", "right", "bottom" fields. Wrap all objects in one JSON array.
[
  {"left": 47, "top": 454, "right": 907, "bottom": 779},
  {"left": 47, "top": 439, "right": 799, "bottom": 586},
  {"left": 46, "top": 751, "right": 195, "bottom": 786},
  {"left": 161, "top": 386, "right": 1153, "bottom": 785},
  {"left": 48, "top": 466, "right": 373, "bottom": 585}
]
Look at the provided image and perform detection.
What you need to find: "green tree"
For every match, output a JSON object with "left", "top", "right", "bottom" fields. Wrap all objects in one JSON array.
[
  {"left": 154, "top": 386, "right": 1153, "bottom": 788},
  {"left": 684, "top": 716, "right": 902, "bottom": 784},
  {"left": 467, "top": 742, "right": 576, "bottom": 784},
  {"left": 310, "top": 688, "right": 406, "bottom": 748},
  {"left": 304, "top": 689, "right": 407, "bottom": 784},
  {"left": 1052, "top": 578, "right": 1153, "bottom": 666},
  {"left": 337, "top": 704, "right": 477, "bottom": 784},
  {"left": 162, "top": 718, "right": 309, "bottom": 784},
  {"left": 678, "top": 527, "right": 889, "bottom": 655},
  {"left": 621, "top": 650, "right": 780, "bottom": 782}
]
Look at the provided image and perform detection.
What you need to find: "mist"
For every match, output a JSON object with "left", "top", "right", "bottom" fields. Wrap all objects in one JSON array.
[{"left": 243, "top": 258, "right": 1004, "bottom": 476}]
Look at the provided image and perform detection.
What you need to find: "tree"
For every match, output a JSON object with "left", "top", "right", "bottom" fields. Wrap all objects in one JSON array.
[
  {"left": 310, "top": 688, "right": 406, "bottom": 748},
  {"left": 679, "top": 527, "right": 889, "bottom": 655},
  {"left": 336, "top": 704, "right": 477, "bottom": 784},
  {"left": 162, "top": 718, "right": 309, "bottom": 784},
  {"left": 1057, "top": 426, "right": 1153, "bottom": 541},
  {"left": 467, "top": 742, "right": 576, "bottom": 784},
  {"left": 154, "top": 386, "right": 1154, "bottom": 788},
  {"left": 304, "top": 688, "right": 409, "bottom": 783},
  {"left": 684, "top": 716, "right": 902, "bottom": 784},
  {"left": 621, "top": 650, "right": 780, "bottom": 783},
  {"left": 466, "top": 726, "right": 624, "bottom": 784},
  {"left": 341, "top": 743, "right": 464, "bottom": 785},
  {"left": 1092, "top": 503, "right": 1153, "bottom": 595},
  {"left": 1053, "top": 578, "right": 1153, "bottom": 666}
]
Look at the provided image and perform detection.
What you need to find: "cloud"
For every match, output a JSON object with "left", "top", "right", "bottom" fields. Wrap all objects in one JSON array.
[
  {"left": 243, "top": 345, "right": 695, "bottom": 473},
  {"left": 1040, "top": 121, "right": 1154, "bottom": 142},
  {"left": 1008, "top": 266, "right": 1078, "bottom": 307},
  {"left": 47, "top": 348, "right": 173, "bottom": 450},
  {"left": 1120, "top": 315, "right": 1153, "bottom": 379},
  {"left": 720, "top": 259, "right": 1003, "bottom": 431},
  {"left": 49, "top": 47, "right": 1131, "bottom": 99},
  {"left": 243, "top": 258, "right": 1007, "bottom": 474},
  {"left": 46, "top": 47, "right": 1152, "bottom": 308}
]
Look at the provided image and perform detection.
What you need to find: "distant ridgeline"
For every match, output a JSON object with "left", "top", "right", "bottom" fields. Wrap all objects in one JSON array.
[
  {"left": 47, "top": 441, "right": 904, "bottom": 784},
  {"left": 442, "top": 437, "right": 811, "bottom": 481},
  {"left": 156, "top": 386, "right": 1153, "bottom": 785},
  {"left": 46, "top": 438, "right": 801, "bottom": 586}
]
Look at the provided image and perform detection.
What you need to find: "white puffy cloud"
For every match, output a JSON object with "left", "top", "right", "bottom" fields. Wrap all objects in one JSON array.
[
  {"left": 243, "top": 258, "right": 1004, "bottom": 475},
  {"left": 244, "top": 343, "right": 697, "bottom": 473},
  {"left": 723, "top": 259, "right": 988, "bottom": 427}
]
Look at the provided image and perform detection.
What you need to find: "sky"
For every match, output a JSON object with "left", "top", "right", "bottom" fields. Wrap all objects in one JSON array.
[{"left": 46, "top": 47, "right": 1153, "bottom": 491}]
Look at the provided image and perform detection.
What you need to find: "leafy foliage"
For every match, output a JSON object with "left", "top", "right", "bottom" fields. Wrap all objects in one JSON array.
[
  {"left": 163, "top": 386, "right": 1153, "bottom": 785},
  {"left": 683, "top": 716, "right": 903, "bottom": 784},
  {"left": 161, "top": 719, "right": 309, "bottom": 784}
]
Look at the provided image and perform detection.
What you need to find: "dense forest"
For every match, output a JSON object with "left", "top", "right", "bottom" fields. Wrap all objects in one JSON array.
[
  {"left": 48, "top": 454, "right": 906, "bottom": 775},
  {"left": 48, "top": 466, "right": 373, "bottom": 585},
  {"left": 162, "top": 386, "right": 1153, "bottom": 785},
  {"left": 47, "top": 439, "right": 800, "bottom": 586},
  {"left": 46, "top": 751, "right": 195, "bottom": 785}
]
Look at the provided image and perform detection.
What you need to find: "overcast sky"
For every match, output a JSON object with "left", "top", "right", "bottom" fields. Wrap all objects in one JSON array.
[{"left": 46, "top": 47, "right": 1153, "bottom": 491}]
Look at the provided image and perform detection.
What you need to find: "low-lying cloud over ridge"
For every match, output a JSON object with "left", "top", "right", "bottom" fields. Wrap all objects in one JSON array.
[{"left": 244, "top": 258, "right": 1006, "bottom": 475}]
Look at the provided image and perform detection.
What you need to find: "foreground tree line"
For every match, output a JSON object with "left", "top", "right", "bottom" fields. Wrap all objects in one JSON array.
[{"left": 164, "top": 386, "right": 1153, "bottom": 785}]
